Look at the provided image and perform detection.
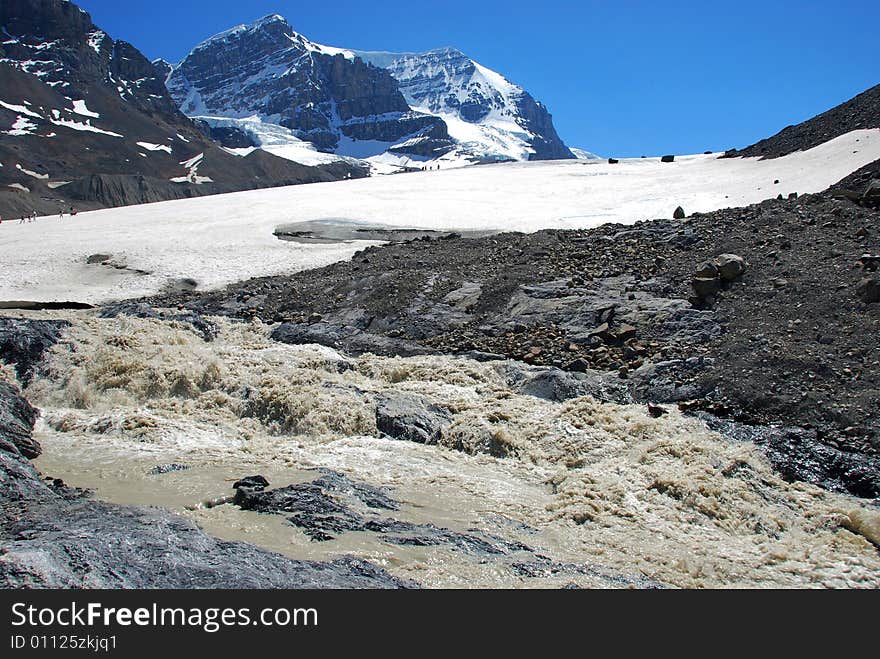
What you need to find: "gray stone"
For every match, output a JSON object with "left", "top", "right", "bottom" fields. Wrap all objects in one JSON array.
[
  {"left": 694, "top": 261, "right": 720, "bottom": 279},
  {"left": 0, "top": 317, "right": 70, "bottom": 386},
  {"left": 856, "top": 277, "right": 880, "bottom": 303},
  {"left": 375, "top": 392, "right": 452, "bottom": 445},
  {"left": 714, "top": 253, "right": 747, "bottom": 281},
  {"left": 692, "top": 276, "right": 722, "bottom": 298}
]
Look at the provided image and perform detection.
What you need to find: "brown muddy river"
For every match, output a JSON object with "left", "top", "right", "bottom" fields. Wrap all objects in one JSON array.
[{"left": 12, "top": 310, "right": 880, "bottom": 588}]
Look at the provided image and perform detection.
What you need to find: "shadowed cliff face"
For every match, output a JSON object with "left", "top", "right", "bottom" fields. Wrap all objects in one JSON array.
[
  {"left": 166, "top": 15, "right": 454, "bottom": 157},
  {"left": 0, "top": 0, "right": 178, "bottom": 117},
  {"left": 0, "top": 0, "right": 367, "bottom": 216}
]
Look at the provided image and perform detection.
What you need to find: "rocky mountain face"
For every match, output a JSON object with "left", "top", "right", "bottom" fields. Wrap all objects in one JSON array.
[
  {"left": 0, "top": 0, "right": 366, "bottom": 216},
  {"left": 356, "top": 48, "right": 575, "bottom": 162},
  {"left": 166, "top": 15, "right": 454, "bottom": 159}
]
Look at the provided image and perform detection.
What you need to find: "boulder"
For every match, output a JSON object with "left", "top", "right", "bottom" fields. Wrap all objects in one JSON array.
[
  {"left": 0, "top": 381, "right": 40, "bottom": 459},
  {"left": 661, "top": 155, "right": 675, "bottom": 163},
  {"left": 375, "top": 393, "right": 452, "bottom": 444},
  {"left": 615, "top": 324, "right": 637, "bottom": 342},
  {"left": 0, "top": 318, "right": 71, "bottom": 385},
  {"left": 608, "top": 158, "right": 619, "bottom": 165},
  {"left": 856, "top": 277, "right": 880, "bottom": 304},
  {"left": 694, "top": 261, "right": 719, "bottom": 279},
  {"left": 673, "top": 206, "right": 686, "bottom": 220},
  {"left": 858, "top": 254, "right": 880, "bottom": 272},
  {"left": 714, "top": 253, "right": 747, "bottom": 281},
  {"left": 233, "top": 475, "right": 270, "bottom": 491},
  {"left": 692, "top": 276, "right": 722, "bottom": 299}
]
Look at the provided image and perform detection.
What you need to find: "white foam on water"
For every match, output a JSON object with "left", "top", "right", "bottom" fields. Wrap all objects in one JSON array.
[{"left": 21, "top": 311, "right": 880, "bottom": 588}]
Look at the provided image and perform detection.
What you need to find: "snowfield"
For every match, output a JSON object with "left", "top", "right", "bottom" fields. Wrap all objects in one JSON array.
[{"left": 1, "top": 129, "right": 878, "bottom": 304}]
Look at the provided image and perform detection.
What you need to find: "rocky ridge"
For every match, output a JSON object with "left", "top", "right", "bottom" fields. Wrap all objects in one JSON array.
[
  {"left": 166, "top": 15, "right": 454, "bottom": 159},
  {"left": 0, "top": 0, "right": 367, "bottom": 217},
  {"left": 725, "top": 83, "right": 880, "bottom": 159}
]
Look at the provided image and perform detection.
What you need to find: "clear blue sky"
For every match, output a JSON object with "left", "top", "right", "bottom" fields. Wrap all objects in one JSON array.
[{"left": 74, "top": 0, "right": 879, "bottom": 157}]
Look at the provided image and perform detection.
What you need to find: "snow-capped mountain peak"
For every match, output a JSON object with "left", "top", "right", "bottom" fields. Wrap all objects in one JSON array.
[
  {"left": 355, "top": 47, "right": 574, "bottom": 162},
  {"left": 162, "top": 14, "right": 576, "bottom": 168},
  {"left": 165, "top": 15, "right": 454, "bottom": 162}
]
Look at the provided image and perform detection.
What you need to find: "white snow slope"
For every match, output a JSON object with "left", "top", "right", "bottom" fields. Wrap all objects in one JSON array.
[{"left": 1, "top": 129, "right": 877, "bottom": 304}]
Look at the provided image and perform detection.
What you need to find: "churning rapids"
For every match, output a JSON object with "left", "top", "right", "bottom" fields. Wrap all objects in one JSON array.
[{"left": 8, "top": 310, "right": 880, "bottom": 588}]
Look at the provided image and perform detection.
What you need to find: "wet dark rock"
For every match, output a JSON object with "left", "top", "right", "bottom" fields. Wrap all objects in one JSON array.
[
  {"left": 511, "top": 556, "right": 665, "bottom": 589},
  {"left": 233, "top": 475, "right": 270, "bottom": 491},
  {"left": 147, "top": 463, "right": 190, "bottom": 476},
  {"left": 237, "top": 481, "right": 366, "bottom": 541},
  {"left": 702, "top": 415, "right": 880, "bottom": 499},
  {"left": 0, "top": 383, "right": 410, "bottom": 588},
  {"left": 234, "top": 471, "right": 531, "bottom": 557},
  {"left": 270, "top": 321, "right": 434, "bottom": 358},
  {"left": 375, "top": 521, "right": 531, "bottom": 555},
  {"left": 312, "top": 469, "right": 398, "bottom": 511},
  {"left": 0, "top": 317, "right": 70, "bottom": 386},
  {"left": 0, "top": 501, "right": 412, "bottom": 588},
  {"left": 375, "top": 392, "right": 452, "bottom": 445},
  {"left": 0, "top": 382, "right": 39, "bottom": 459}
]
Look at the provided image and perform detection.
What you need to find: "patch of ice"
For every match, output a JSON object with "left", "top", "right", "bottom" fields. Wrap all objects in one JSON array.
[
  {"left": 16, "top": 164, "right": 49, "bottom": 179},
  {"left": 136, "top": 141, "right": 173, "bottom": 154},
  {"left": 0, "top": 100, "right": 42, "bottom": 118},
  {"left": 4, "top": 116, "right": 38, "bottom": 136},
  {"left": 50, "top": 117, "right": 123, "bottom": 138},
  {"left": 171, "top": 152, "right": 213, "bottom": 184},
  {"left": 87, "top": 31, "right": 106, "bottom": 55},
  {"left": 71, "top": 99, "right": 99, "bottom": 118}
]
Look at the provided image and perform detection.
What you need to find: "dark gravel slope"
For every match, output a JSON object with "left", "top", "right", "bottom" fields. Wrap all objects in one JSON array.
[{"left": 724, "top": 83, "right": 880, "bottom": 159}]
